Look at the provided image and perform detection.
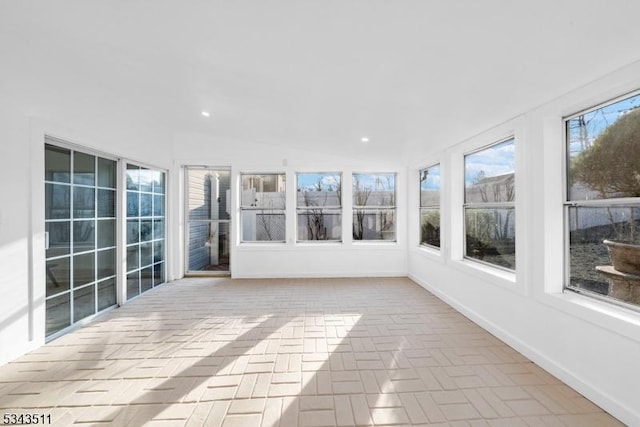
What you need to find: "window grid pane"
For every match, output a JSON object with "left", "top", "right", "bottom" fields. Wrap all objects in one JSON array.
[
  {"left": 420, "top": 165, "right": 441, "bottom": 248},
  {"left": 241, "top": 174, "right": 286, "bottom": 242},
  {"left": 297, "top": 173, "right": 342, "bottom": 241},
  {"left": 464, "top": 139, "right": 515, "bottom": 270},
  {"left": 353, "top": 208, "right": 395, "bottom": 241},
  {"left": 352, "top": 173, "right": 396, "bottom": 241},
  {"left": 465, "top": 207, "right": 516, "bottom": 270},
  {"left": 420, "top": 208, "right": 440, "bottom": 248},
  {"left": 296, "top": 173, "right": 342, "bottom": 208},
  {"left": 297, "top": 209, "right": 342, "bottom": 241},
  {"left": 352, "top": 173, "right": 395, "bottom": 207},
  {"left": 125, "top": 164, "right": 166, "bottom": 299}
]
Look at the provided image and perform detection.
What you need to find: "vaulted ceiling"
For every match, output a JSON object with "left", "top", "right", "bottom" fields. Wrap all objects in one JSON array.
[{"left": 2, "top": 0, "right": 640, "bottom": 160}]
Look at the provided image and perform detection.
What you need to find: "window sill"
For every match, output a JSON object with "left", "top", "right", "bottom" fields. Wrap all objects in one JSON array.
[
  {"left": 292, "top": 242, "right": 346, "bottom": 251},
  {"left": 415, "top": 244, "right": 443, "bottom": 261},
  {"left": 449, "top": 258, "right": 521, "bottom": 294},
  {"left": 236, "top": 242, "right": 404, "bottom": 252},
  {"left": 352, "top": 241, "right": 397, "bottom": 246},
  {"left": 237, "top": 242, "right": 288, "bottom": 249},
  {"left": 538, "top": 289, "right": 640, "bottom": 342}
]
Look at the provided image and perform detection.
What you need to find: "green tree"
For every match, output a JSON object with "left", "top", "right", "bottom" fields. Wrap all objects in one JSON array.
[{"left": 572, "top": 108, "right": 640, "bottom": 198}]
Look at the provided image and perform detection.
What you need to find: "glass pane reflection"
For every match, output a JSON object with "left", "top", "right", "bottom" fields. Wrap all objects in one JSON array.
[
  {"left": 98, "top": 278, "right": 117, "bottom": 311},
  {"left": 73, "top": 285, "right": 95, "bottom": 322},
  {"left": 73, "top": 152, "right": 95, "bottom": 186},
  {"left": 465, "top": 207, "right": 516, "bottom": 269},
  {"left": 46, "top": 293, "right": 70, "bottom": 336},
  {"left": 73, "top": 253, "right": 95, "bottom": 287},
  {"left": 45, "top": 144, "right": 70, "bottom": 183},
  {"left": 73, "top": 187, "right": 95, "bottom": 218}
]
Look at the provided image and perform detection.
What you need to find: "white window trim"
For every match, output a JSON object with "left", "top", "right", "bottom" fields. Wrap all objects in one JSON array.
[
  {"left": 238, "top": 172, "right": 287, "bottom": 244},
  {"left": 448, "top": 116, "right": 527, "bottom": 295},
  {"left": 352, "top": 172, "right": 398, "bottom": 243},
  {"left": 537, "top": 68, "right": 640, "bottom": 343},
  {"left": 418, "top": 163, "right": 442, "bottom": 252},
  {"left": 561, "top": 89, "right": 640, "bottom": 311},
  {"left": 295, "top": 171, "right": 344, "bottom": 244}
]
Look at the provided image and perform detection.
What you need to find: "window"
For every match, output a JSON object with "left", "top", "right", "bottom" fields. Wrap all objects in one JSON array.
[
  {"left": 126, "top": 163, "right": 165, "bottom": 299},
  {"left": 565, "top": 91, "right": 640, "bottom": 308},
  {"left": 296, "top": 173, "right": 342, "bottom": 241},
  {"left": 240, "top": 173, "right": 286, "bottom": 242},
  {"left": 464, "top": 139, "right": 516, "bottom": 269},
  {"left": 420, "top": 165, "right": 440, "bottom": 248},
  {"left": 352, "top": 173, "right": 396, "bottom": 241}
]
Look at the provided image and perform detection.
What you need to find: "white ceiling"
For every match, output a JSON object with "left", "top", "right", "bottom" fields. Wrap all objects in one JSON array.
[{"left": 2, "top": 0, "right": 640, "bottom": 160}]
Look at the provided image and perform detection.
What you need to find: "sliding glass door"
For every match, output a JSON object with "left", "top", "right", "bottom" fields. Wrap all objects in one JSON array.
[
  {"left": 185, "top": 167, "right": 231, "bottom": 274},
  {"left": 125, "top": 164, "right": 166, "bottom": 299},
  {"left": 45, "top": 140, "right": 168, "bottom": 338},
  {"left": 44, "top": 141, "right": 117, "bottom": 337}
]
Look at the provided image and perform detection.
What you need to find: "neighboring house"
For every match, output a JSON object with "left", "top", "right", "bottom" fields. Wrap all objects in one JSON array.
[{"left": 465, "top": 172, "right": 515, "bottom": 204}]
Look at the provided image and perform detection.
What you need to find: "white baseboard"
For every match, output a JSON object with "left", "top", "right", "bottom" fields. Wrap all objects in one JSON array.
[
  {"left": 232, "top": 271, "right": 407, "bottom": 279},
  {"left": 408, "top": 272, "right": 639, "bottom": 426}
]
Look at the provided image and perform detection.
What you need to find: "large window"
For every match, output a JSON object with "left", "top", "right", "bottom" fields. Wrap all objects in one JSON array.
[
  {"left": 565, "top": 92, "right": 640, "bottom": 307},
  {"left": 464, "top": 139, "right": 516, "bottom": 270},
  {"left": 240, "top": 173, "right": 286, "bottom": 242},
  {"left": 126, "top": 164, "right": 165, "bottom": 299},
  {"left": 296, "top": 173, "right": 342, "bottom": 241},
  {"left": 420, "top": 165, "right": 440, "bottom": 248},
  {"left": 352, "top": 173, "right": 396, "bottom": 241}
]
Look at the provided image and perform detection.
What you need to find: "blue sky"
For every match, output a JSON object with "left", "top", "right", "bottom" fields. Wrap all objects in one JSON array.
[
  {"left": 567, "top": 93, "right": 640, "bottom": 158},
  {"left": 297, "top": 173, "right": 395, "bottom": 191},
  {"left": 420, "top": 164, "right": 440, "bottom": 191},
  {"left": 297, "top": 173, "right": 342, "bottom": 191},
  {"left": 464, "top": 139, "right": 515, "bottom": 186},
  {"left": 352, "top": 173, "right": 395, "bottom": 191}
]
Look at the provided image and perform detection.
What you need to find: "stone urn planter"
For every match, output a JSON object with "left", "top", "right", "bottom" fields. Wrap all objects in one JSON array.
[{"left": 603, "top": 240, "right": 640, "bottom": 275}]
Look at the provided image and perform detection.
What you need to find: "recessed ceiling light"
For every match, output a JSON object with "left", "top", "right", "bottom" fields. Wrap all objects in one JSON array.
[
  {"left": 361, "top": 137, "right": 369, "bottom": 143},
  {"left": 201, "top": 111, "right": 211, "bottom": 117}
]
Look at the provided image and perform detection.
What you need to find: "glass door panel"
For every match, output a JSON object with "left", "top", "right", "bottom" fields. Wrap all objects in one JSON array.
[
  {"left": 125, "top": 163, "right": 166, "bottom": 300},
  {"left": 185, "top": 167, "right": 231, "bottom": 274},
  {"left": 44, "top": 141, "right": 118, "bottom": 338}
]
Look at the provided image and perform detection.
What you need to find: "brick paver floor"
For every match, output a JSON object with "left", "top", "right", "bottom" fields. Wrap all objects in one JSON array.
[{"left": 0, "top": 277, "right": 622, "bottom": 426}]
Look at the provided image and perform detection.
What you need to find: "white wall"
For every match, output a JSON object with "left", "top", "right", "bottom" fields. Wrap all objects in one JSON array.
[
  {"left": 0, "top": 107, "right": 34, "bottom": 366},
  {"left": 171, "top": 131, "right": 408, "bottom": 279},
  {"left": 408, "top": 59, "right": 640, "bottom": 426}
]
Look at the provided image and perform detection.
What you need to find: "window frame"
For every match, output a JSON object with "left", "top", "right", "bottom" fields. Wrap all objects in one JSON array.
[
  {"left": 462, "top": 137, "right": 517, "bottom": 272},
  {"left": 419, "top": 164, "right": 441, "bottom": 250},
  {"left": 295, "top": 172, "right": 343, "bottom": 243},
  {"left": 239, "top": 172, "right": 287, "bottom": 244},
  {"left": 124, "top": 162, "right": 167, "bottom": 300},
  {"left": 562, "top": 89, "right": 640, "bottom": 311},
  {"left": 44, "top": 138, "right": 121, "bottom": 340},
  {"left": 351, "top": 172, "right": 397, "bottom": 242}
]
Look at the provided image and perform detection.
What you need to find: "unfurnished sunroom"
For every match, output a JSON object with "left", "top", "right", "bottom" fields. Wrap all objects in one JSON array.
[{"left": 1, "top": 1, "right": 640, "bottom": 425}]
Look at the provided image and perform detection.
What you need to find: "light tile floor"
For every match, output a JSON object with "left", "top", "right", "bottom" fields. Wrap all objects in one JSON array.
[{"left": 0, "top": 277, "right": 623, "bottom": 426}]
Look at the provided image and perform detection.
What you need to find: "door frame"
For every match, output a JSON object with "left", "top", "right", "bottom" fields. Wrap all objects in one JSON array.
[{"left": 183, "top": 166, "right": 232, "bottom": 276}]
